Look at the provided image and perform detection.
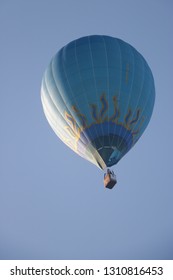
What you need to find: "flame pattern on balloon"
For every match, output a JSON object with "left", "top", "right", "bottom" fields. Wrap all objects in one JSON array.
[{"left": 63, "top": 93, "right": 144, "bottom": 169}]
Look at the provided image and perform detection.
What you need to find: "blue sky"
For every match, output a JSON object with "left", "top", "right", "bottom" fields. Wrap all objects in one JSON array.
[{"left": 0, "top": 0, "right": 172, "bottom": 260}]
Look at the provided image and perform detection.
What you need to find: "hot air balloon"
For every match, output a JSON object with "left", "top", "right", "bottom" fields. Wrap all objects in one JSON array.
[{"left": 41, "top": 35, "right": 155, "bottom": 189}]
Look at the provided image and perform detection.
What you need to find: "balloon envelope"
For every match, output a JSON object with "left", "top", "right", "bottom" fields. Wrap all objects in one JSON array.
[{"left": 41, "top": 35, "right": 155, "bottom": 169}]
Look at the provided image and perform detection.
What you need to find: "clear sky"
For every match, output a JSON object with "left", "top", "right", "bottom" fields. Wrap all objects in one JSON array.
[{"left": 0, "top": 0, "right": 172, "bottom": 260}]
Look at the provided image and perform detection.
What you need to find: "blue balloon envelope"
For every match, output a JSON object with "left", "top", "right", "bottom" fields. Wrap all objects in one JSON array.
[{"left": 41, "top": 35, "right": 155, "bottom": 170}]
